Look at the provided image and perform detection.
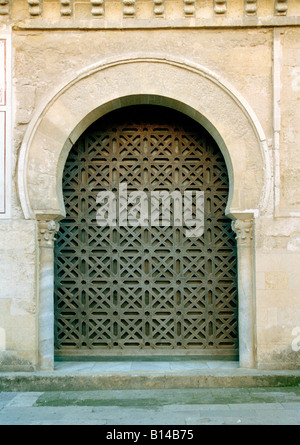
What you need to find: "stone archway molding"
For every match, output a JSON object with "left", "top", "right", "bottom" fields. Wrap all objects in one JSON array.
[
  {"left": 18, "top": 53, "right": 272, "bottom": 222},
  {"left": 17, "top": 54, "right": 271, "bottom": 370}
]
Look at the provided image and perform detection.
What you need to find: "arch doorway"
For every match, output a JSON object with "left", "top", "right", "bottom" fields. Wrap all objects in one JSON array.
[{"left": 54, "top": 105, "right": 238, "bottom": 359}]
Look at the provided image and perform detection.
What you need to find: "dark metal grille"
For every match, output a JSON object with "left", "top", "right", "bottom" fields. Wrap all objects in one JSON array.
[{"left": 54, "top": 107, "right": 238, "bottom": 357}]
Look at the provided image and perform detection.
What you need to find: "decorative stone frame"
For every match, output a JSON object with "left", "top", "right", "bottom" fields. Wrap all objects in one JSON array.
[{"left": 17, "top": 55, "right": 271, "bottom": 370}]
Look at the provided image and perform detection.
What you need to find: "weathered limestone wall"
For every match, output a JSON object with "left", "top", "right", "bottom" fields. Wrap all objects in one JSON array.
[
  {"left": 255, "top": 219, "right": 300, "bottom": 369},
  {"left": 0, "top": 220, "right": 37, "bottom": 370},
  {"left": 0, "top": 0, "right": 299, "bottom": 370},
  {"left": 255, "top": 27, "right": 300, "bottom": 369}
]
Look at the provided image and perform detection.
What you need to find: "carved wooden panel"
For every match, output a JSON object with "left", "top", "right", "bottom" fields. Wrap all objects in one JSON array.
[{"left": 54, "top": 107, "right": 238, "bottom": 357}]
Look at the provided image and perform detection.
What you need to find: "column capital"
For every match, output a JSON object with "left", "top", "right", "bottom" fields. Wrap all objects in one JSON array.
[
  {"left": 37, "top": 220, "right": 60, "bottom": 248},
  {"left": 231, "top": 218, "right": 253, "bottom": 245}
]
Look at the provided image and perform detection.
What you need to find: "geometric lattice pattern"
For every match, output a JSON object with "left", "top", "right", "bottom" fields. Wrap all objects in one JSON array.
[{"left": 54, "top": 106, "right": 238, "bottom": 357}]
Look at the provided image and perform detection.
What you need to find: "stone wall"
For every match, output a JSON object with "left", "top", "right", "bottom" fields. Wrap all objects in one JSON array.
[{"left": 0, "top": 0, "right": 299, "bottom": 370}]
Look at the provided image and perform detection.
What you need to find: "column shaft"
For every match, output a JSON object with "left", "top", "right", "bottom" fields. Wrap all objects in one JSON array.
[
  {"left": 38, "top": 220, "right": 59, "bottom": 371},
  {"left": 232, "top": 219, "right": 255, "bottom": 368}
]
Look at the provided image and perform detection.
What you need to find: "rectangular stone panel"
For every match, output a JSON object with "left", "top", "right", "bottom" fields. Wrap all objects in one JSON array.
[{"left": 0, "top": 36, "right": 11, "bottom": 219}]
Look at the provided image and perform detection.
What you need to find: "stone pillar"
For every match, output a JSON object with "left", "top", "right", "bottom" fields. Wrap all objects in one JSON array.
[
  {"left": 37, "top": 219, "right": 59, "bottom": 371},
  {"left": 232, "top": 218, "right": 255, "bottom": 368}
]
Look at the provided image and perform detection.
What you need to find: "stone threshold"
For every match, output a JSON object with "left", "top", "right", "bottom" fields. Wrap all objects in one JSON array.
[{"left": 53, "top": 359, "right": 238, "bottom": 372}]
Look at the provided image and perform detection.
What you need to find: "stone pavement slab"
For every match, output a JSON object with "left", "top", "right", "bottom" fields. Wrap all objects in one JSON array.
[{"left": 0, "top": 387, "right": 299, "bottom": 425}]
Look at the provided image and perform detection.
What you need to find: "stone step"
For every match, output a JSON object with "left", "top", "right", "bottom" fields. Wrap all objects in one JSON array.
[{"left": 1, "top": 368, "right": 300, "bottom": 392}]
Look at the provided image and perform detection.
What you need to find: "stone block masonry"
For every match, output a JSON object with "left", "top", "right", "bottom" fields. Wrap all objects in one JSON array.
[{"left": 0, "top": 0, "right": 299, "bottom": 372}]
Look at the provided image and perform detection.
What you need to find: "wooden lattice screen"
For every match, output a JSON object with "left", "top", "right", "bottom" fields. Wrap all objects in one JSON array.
[{"left": 54, "top": 106, "right": 238, "bottom": 357}]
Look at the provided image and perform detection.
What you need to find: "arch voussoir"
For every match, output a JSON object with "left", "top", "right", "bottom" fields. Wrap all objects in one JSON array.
[{"left": 18, "top": 56, "right": 269, "bottom": 221}]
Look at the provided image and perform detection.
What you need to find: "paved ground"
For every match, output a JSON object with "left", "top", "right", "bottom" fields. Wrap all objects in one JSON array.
[{"left": 0, "top": 387, "right": 300, "bottom": 425}]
